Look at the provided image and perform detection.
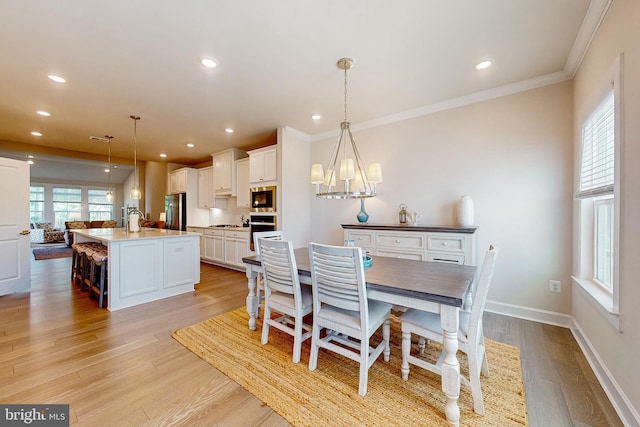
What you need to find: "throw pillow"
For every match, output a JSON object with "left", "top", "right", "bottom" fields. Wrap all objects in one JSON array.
[
  {"left": 34, "top": 222, "right": 53, "bottom": 231},
  {"left": 102, "top": 220, "right": 117, "bottom": 228}
]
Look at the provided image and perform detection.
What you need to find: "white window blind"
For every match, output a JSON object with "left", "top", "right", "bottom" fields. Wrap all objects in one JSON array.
[{"left": 577, "top": 91, "right": 615, "bottom": 198}]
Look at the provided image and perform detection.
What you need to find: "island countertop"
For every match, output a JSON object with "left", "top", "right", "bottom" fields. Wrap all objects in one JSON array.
[{"left": 72, "top": 227, "right": 200, "bottom": 242}]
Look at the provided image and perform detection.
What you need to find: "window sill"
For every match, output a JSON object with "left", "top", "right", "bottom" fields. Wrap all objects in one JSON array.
[{"left": 571, "top": 276, "right": 622, "bottom": 332}]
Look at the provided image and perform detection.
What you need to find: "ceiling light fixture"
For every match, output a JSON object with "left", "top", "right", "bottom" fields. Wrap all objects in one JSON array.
[
  {"left": 105, "top": 135, "right": 114, "bottom": 202},
  {"left": 312, "top": 115, "right": 321, "bottom": 120},
  {"left": 36, "top": 110, "right": 51, "bottom": 117},
  {"left": 129, "top": 115, "right": 142, "bottom": 200},
  {"left": 186, "top": 143, "right": 195, "bottom": 148},
  {"left": 31, "top": 131, "right": 42, "bottom": 137},
  {"left": 47, "top": 74, "right": 66, "bottom": 83},
  {"left": 160, "top": 153, "right": 167, "bottom": 158},
  {"left": 475, "top": 60, "right": 493, "bottom": 70},
  {"left": 225, "top": 128, "right": 234, "bottom": 133},
  {"left": 199, "top": 57, "right": 218, "bottom": 68},
  {"left": 310, "top": 57, "right": 381, "bottom": 199}
]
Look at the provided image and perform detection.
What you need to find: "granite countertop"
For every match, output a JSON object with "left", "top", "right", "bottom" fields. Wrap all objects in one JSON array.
[
  {"left": 72, "top": 227, "right": 201, "bottom": 242},
  {"left": 341, "top": 223, "right": 478, "bottom": 233}
]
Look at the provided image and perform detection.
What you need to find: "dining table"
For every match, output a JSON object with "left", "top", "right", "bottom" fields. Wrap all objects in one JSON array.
[{"left": 242, "top": 247, "right": 477, "bottom": 426}]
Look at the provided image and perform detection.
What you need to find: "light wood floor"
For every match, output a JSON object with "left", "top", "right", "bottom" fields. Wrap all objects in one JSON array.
[{"left": 0, "top": 256, "right": 623, "bottom": 426}]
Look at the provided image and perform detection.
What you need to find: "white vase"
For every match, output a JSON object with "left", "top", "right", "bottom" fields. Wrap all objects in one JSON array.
[{"left": 457, "top": 196, "right": 474, "bottom": 226}]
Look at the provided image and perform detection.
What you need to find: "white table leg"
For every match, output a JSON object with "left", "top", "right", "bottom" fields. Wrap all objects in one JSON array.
[
  {"left": 440, "top": 305, "right": 461, "bottom": 426},
  {"left": 245, "top": 265, "right": 259, "bottom": 330}
]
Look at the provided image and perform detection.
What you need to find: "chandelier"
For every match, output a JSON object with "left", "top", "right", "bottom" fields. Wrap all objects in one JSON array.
[
  {"left": 310, "top": 57, "right": 382, "bottom": 199},
  {"left": 129, "top": 115, "right": 142, "bottom": 200},
  {"left": 105, "top": 135, "right": 114, "bottom": 202}
]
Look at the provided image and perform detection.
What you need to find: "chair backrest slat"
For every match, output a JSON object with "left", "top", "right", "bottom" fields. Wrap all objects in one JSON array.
[
  {"left": 254, "top": 231, "right": 284, "bottom": 255},
  {"left": 468, "top": 245, "right": 499, "bottom": 335},
  {"left": 309, "top": 243, "right": 367, "bottom": 315},
  {"left": 258, "top": 239, "right": 299, "bottom": 297}
]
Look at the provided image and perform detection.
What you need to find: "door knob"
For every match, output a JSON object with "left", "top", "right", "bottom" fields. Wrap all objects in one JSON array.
[{"left": 20, "top": 230, "right": 30, "bottom": 235}]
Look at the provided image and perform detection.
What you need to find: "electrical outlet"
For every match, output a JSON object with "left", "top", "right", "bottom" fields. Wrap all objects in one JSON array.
[{"left": 549, "top": 280, "right": 561, "bottom": 293}]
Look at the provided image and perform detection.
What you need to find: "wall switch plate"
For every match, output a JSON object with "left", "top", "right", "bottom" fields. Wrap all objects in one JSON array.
[{"left": 549, "top": 280, "right": 561, "bottom": 293}]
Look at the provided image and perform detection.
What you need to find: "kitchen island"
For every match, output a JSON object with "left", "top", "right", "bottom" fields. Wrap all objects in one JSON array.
[{"left": 72, "top": 228, "right": 200, "bottom": 311}]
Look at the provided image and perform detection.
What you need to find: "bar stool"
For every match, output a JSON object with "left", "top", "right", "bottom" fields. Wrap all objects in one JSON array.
[
  {"left": 88, "top": 250, "right": 109, "bottom": 308},
  {"left": 72, "top": 242, "right": 105, "bottom": 290}
]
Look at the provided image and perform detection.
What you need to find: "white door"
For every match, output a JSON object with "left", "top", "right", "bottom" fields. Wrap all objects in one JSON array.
[{"left": 0, "top": 157, "right": 31, "bottom": 296}]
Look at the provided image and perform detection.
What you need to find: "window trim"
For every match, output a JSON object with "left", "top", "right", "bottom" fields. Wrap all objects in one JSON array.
[{"left": 572, "top": 53, "right": 623, "bottom": 332}]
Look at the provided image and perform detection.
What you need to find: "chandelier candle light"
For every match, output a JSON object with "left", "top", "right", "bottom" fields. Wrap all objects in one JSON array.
[
  {"left": 310, "top": 57, "right": 381, "bottom": 199},
  {"left": 129, "top": 115, "right": 142, "bottom": 200}
]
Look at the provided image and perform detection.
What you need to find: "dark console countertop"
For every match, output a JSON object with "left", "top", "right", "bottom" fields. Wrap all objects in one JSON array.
[{"left": 341, "top": 223, "right": 478, "bottom": 234}]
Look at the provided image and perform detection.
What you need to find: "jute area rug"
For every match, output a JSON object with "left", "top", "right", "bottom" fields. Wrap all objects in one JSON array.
[
  {"left": 173, "top": 308, "right": 528, "bottom": 427},
  {"left": 32, "top": 245, "right": 72, "bottom": 260}
]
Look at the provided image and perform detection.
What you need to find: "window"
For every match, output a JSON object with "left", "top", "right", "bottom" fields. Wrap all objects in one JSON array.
[
  {"left": 88, "top": 189, "right": 113, "bottom": 221},
  {"left": 29, "top": 186, "right": 45, "bottom": 223},
  {"left": 578, "top": 91, "right": 614, "bottom": 291},
  {"left": 53, "top": 187, "right": 81, "bottom": 229},
  {"left": 572, "top": 54, "right": 622, "bottom": 330}
]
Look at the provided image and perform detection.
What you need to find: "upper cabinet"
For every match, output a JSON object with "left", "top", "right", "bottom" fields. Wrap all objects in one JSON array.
[
  {"left": 198, "top": 167, "right": 214, "bottom": 208},
  {"left": 212, "top": 148, "right": 247, "bottom": 196},
  {"left": 236, "top": 158, "right": 250, "bottom": 208},
  {"left": 249, "top": 146, "right": 277, "bottom": 184},
  {"left": 168, "top": 167, "right": 197, "bottom": 194}
]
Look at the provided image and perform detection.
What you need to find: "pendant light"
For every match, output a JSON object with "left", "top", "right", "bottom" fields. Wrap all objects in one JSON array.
[
  {"left": 310, "top": 57, "right": 381, "bottom": 199},
  {"left": 129, "top": 115, "right": 142, "bottom": 200},
  {"left": 105, "top": 135, "right": 114, "bottom": 202}
]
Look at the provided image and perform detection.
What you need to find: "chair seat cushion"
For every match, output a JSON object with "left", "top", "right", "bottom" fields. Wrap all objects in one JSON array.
[
  {"left": 267, "top": 285, "right": 312, "bottom": 313},
  {"left": 401, "top": 308, "right": 470, "bottom": 343},
  {"left": 318, "top": 300, "right": 391, "bottom": 333}
]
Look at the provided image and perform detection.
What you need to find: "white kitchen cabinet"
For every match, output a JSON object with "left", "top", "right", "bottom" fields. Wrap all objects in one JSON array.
[
  {"left": 249, "top": 146, "right": 277, "bottom": 184},
  {"left": 343, "top": 225, "right": 477, "bottom": 266},
  {"left": 212, "top": 148, "right": 247, "bottom": 196},
  {"left": 223, "top": 229, "right": 250, "bottom": 269},
  {"left": 198, "top": 167, "right": 214, "bottom": 208},
  {"left": 168, "top": 168, "right": 193, "bottom": 194},
  {"left": 186, "top": 227, "right": 205, "bottom": 258},
  {"left": 236, "top": 158, "right": 250, "bottom": 208}
]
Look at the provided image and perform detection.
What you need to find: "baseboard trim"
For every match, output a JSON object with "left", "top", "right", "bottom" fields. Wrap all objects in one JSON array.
[{"left": 485, "top": 300, "right": 640, "bottom": 427}]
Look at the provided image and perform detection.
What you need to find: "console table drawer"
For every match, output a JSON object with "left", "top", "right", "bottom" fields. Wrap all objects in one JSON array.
[
  {"left": 349, "top": 231, "right": 374, "bottom": 246},
  {"left": 376, "top": 233, "right": 425, "bottom": 250},
  {"left": 427, "top": 252, "right": 465, "bottom": 264},
  {"left": 427, "top": 236, "right": 466, "bottom": 253},
  {"left": 376, "top": 248, "right": 425, "bottom": 261}
]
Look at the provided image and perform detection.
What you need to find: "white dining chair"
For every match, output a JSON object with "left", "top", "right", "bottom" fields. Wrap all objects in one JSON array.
[
  {"left": 400, "top": 245, "right": 498, "bottom": 415},
  {"left": 253, "top": 231, "right": 284, "bottom": 318},
  {"left": 308, "top": 242, "right": 391, "bottom": 396},
  {"left": 258, "top": 238, "right": 312, "bottom": 363}
]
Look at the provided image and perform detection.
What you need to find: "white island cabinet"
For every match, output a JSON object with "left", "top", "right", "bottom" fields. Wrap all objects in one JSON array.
[{"left": 72, "top": 228, "right": 200, "bottom": 311}]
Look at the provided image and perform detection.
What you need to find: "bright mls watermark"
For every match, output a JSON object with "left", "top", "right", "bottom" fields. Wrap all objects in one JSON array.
[{"left": 0, "top": 405, "right": 69, "bottom": 426}]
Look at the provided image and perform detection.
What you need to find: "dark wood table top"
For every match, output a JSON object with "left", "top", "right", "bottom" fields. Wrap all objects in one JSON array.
[{"left": 243, "top": 247, "right": 477, "bottom": 308}]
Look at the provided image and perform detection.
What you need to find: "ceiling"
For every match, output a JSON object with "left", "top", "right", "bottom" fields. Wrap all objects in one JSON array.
[{"left": 0, "top": 1, "right": 606, "bottom": 183}]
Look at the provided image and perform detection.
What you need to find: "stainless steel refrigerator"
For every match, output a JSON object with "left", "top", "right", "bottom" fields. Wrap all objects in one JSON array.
[{"left": 164, "top": 193, "right": 187, "bottom": 231}]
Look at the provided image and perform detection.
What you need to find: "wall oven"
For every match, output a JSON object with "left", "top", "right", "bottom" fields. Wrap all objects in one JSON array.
[
  {"left": 249, "top": 214, "right": 276, "bottom": 251},
  {"left": 250, "top": 186, "right": 276, "bottom": 213}
]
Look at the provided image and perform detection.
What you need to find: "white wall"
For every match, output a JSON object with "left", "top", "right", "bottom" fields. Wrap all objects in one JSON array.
[
  {"left": 572, "top": 0, "right": 640, "bottom": 423},
  {"left": 310, "top": 82, "right": 574, "bottom": 315}
]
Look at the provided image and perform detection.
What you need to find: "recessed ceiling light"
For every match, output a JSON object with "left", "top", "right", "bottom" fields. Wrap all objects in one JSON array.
[
  {"left": 475, "top": 60, "right": 493, "bottom": 70},
  {"left": 47, "top": 74, "right": 66, "bottom": 83},
  {"left": 312, "top": 115, "right": 321, "bottom": 120},
  {"left": 31, "top": 131, "right": 43, "bottom": 137},
  {"left": 160, "top": 153, "right": 167, "bottom": 158},
  {"left": 225, "top": 128, "right": 234, "bottom": 133},
  {"left": 36, "top": 110, "right": 51, "bottom": 117},
  {"left": 199, "top": 57, "right": 218, "bottom": 68},
  {"left": 27, "top": 160, "right": 34, "bottom": 165},
  {"left": 104, "top": 168, "right": 110, "bottom": 173},
  {"left": 27, "top": 155, "right": 34, "bottom": 159},
  {"left": 186, "top": 143, "right": 195, "bottom": 148}
]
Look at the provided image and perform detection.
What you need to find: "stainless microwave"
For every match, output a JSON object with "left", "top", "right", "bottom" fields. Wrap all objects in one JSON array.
[{"left": 250, "top": 186, "right": 276, "bottom": 212}]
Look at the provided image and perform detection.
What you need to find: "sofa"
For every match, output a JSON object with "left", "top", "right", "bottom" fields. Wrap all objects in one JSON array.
[
  {"left": 64, "top": 220, "right": 118, "bottom": 246},
  {"left": 30, "top": 222, "right": 66, "bottom": 244}
]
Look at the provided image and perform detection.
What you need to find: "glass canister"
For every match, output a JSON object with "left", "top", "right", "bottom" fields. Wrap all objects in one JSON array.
[{"left": 399, "top": 204, "right": 407, "bottom": 224}]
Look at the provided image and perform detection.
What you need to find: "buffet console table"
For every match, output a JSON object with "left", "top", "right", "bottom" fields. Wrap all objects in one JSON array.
[{"left": 72, "top": 228, "right": 200, "bottom": 311}]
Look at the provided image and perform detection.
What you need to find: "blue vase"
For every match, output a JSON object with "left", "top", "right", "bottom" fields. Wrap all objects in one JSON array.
[{"left": 356, "top": 199, "right": 369, "bottom": 223}]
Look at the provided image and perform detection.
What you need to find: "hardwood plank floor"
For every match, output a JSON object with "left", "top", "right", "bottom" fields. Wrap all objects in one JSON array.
[{"left": 0, "top": 256, "right": 623, "bottom": 426}]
